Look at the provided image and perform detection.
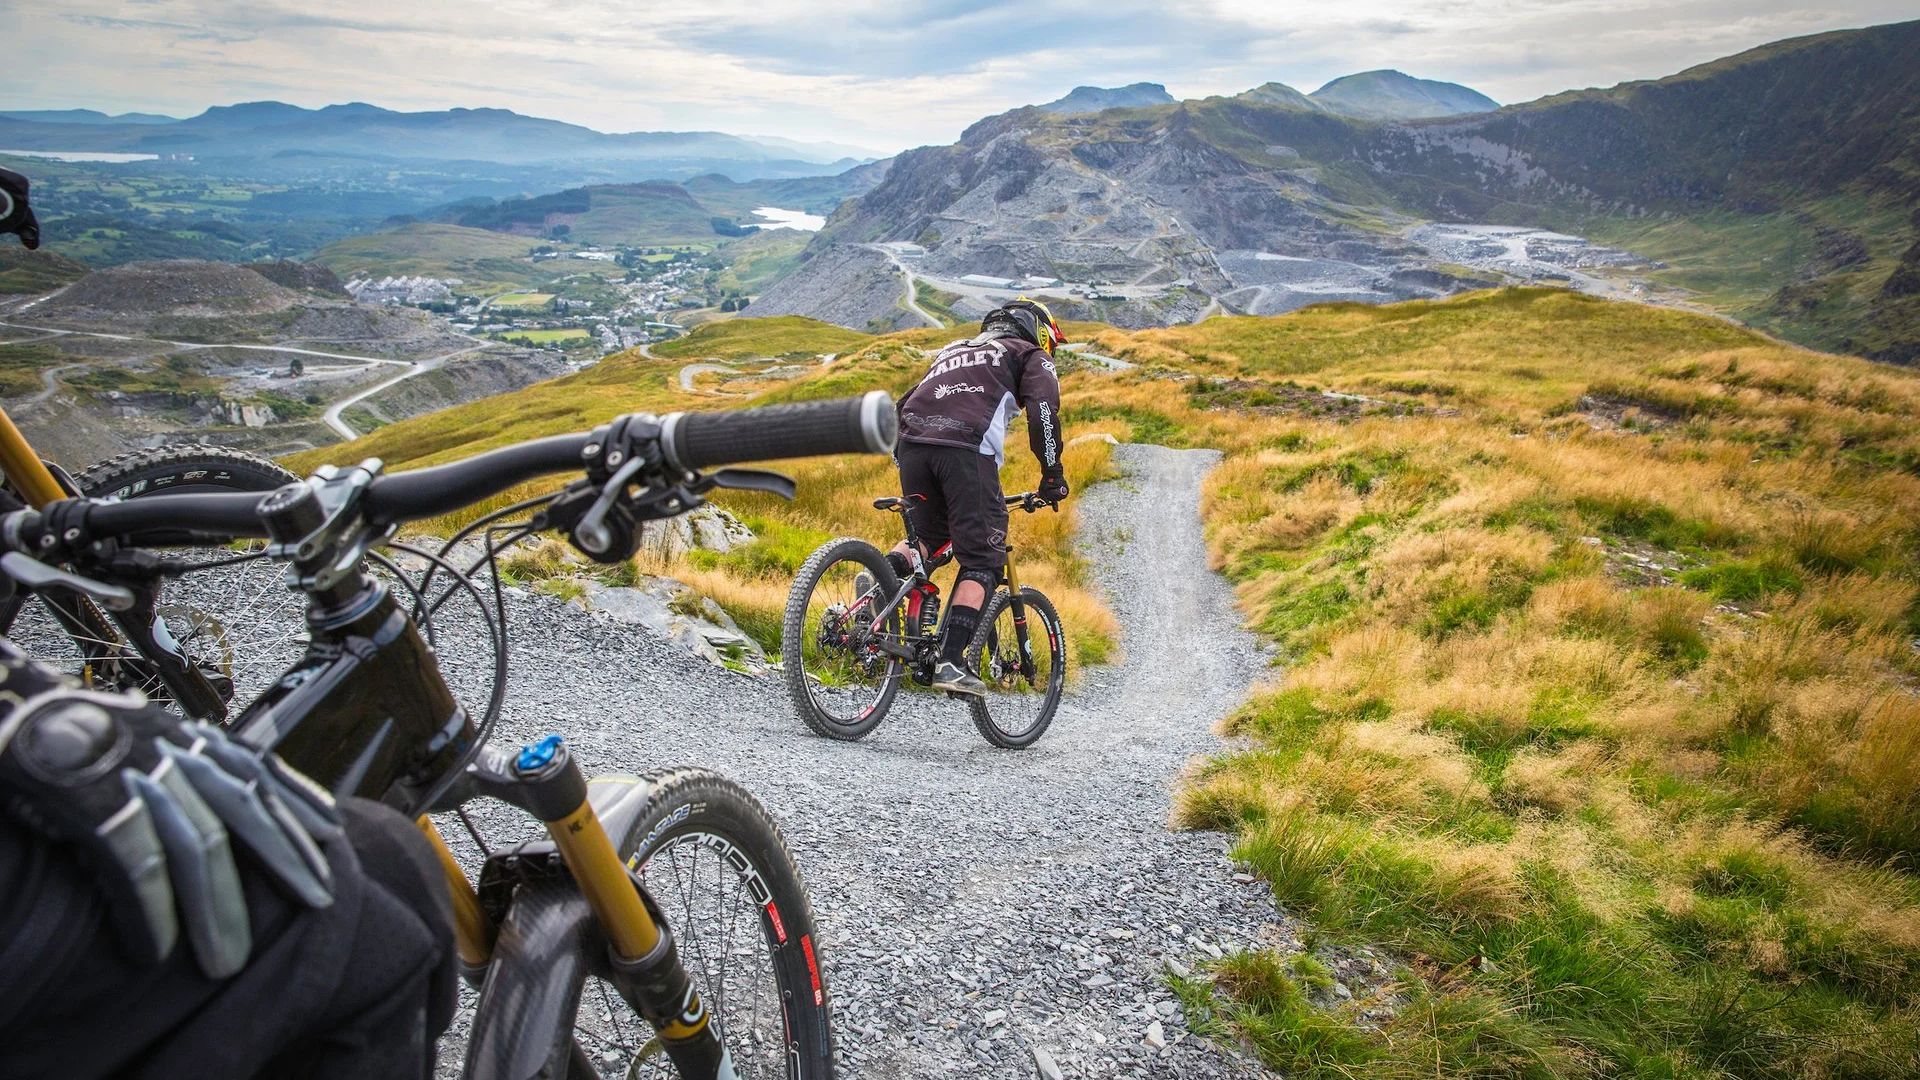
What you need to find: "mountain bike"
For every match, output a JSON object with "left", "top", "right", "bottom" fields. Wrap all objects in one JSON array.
[
  {"left": 0, "top": 390, "right": 900, "bottom": 1077},
  {"left": 781, "top": 491, "right": 1067, "bottom": 749},
  {"left": 0, "top": 405, "right": 303, "bottom": 718}
]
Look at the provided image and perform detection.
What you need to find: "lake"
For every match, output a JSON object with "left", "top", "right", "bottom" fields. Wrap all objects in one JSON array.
[
  {"left": 751, "top": 206, "right": 825, "bottom": 231},
  {"left": 0, "top": 149, "right": 161, "bottom": 163}
]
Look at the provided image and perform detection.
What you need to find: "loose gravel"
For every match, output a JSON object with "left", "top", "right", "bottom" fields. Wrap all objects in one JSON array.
[{"left": 336, "top": 443, "right": 1292, "bottom": 1077}]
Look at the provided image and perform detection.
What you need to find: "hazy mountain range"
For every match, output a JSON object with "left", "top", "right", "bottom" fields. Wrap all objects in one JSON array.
[{"left": 0, "top": 101, "right": 874, "bottom": 172}]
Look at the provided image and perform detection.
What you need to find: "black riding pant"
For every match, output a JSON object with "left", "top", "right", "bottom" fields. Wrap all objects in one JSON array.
[{"left": 896, "top": 440, "right": 1008, "bottom": 572}]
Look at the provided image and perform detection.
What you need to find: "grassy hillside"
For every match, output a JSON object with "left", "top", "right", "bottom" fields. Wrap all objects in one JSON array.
[
  {"left": 647, "top": 315, "right": 867, "bottom": 360},
  {"left": 286, "top": 294, "right": 1920, "bottom": 1075},
  {"left": 0, "top": 245, "right": 89, "bottom": 295},
  {"left": 311, "top": 223, "right": 547, "bottom": 292},
  {"left": 710, "top": 229, "right": 810, "bottom": 294},
  {"left": 448, "top": 182, "right": 720, "bottom": 248},
  {"left": 1074, "top": 289, "right": 1920, "bottom": 1077}
]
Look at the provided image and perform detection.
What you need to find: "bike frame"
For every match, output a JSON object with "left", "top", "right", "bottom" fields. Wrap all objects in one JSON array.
[
  {"left": 859, "top": 495, "right": 1037, "bottom": 680},
  {"left": 223, "top": 551, "right": 732, "bottom": 1076},
  {"left": 0, "top": 405, "right": 67, "bottom": 507}
]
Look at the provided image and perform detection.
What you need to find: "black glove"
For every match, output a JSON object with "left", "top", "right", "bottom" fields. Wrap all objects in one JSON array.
[
  {"left": 1038, "top": 468, "right": 1069, "bottom": 505},
  {"left": 0, "top": 167, "right": 40, "bottom": 250},
  {"left": 0, "top": 643, "right": 340, "bottom": 977}
]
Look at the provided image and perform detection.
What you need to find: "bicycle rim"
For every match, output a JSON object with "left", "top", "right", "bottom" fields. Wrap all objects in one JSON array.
[
  {"left": 795, "top": 554, "right": 899, "bottom": 726},
  {"left": 971, "top": 589, "right": 1065, "bottom": 745},
  {"left": 154, "top": 550, "right": 310, "bottom": 704}
]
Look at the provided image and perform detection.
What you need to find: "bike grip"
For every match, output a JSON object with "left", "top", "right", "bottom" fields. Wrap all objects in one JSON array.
[{"left": 658, "top": 391, "right": 898, "bottom": 471}]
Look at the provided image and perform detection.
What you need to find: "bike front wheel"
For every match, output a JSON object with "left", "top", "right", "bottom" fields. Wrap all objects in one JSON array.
[
  {"left": 781, "top": 536, "right": 903, "bottom": 740},
  {"left": 967, "top": 586, "right": 1067, "bottom": 749},
  {"left": 468, "top": 768, "right": 834, "bottom": 1079}
]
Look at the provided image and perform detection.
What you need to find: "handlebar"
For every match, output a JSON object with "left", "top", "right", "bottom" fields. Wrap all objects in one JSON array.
[
  {"left": 1005, "top": 491, "right": 1059, "bottom": 513},
  {"left": 662, "top": 392, "right": 895, "bottom": 471},
  {"left": 5, "top": 393, "right": 899, "bottom": 551}
]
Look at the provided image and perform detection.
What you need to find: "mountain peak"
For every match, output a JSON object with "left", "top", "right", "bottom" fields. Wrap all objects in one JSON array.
[
  {"left": 1235, "top": 82, "right": 1318, "bottom": 110},
  {"left": 1309, "top": 70, "right": 1498, "bottom": 120},
  {"left": 1039, "top": 83, "right": 1176, "bottom": 115}
]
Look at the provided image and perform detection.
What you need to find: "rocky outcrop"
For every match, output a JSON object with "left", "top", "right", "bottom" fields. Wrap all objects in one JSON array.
[
  {"left": 581, "top": 576, "right": 767, "bottom": 672},
  {"left": 243, "top": 259, "right": 349, "bottom": 296},
  {"left": 744, "top": 245, "right": 920, "bottom": 333},
  {"left": 343, "top": 347, "right": 569, "bottom": 427}
]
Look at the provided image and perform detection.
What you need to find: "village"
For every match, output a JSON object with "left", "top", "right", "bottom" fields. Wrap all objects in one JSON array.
[{"left": 343, "top": 247, "right": 708, "bottom": 368}]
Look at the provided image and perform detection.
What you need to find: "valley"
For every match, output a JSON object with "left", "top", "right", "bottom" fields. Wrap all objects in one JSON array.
[{"left": 0, "top": 261, "right": 565, "bottom": 462}]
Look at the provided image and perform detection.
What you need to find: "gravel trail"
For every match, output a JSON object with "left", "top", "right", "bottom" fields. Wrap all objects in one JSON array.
[{"left": 427, "top": 444, "right": 1286, "bottom": 1077}]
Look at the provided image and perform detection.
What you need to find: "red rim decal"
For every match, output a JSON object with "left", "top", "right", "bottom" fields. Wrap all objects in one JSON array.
[
  {"left": 801, "top": 934, "right": 824, "bottom": 1006},
  {"left": 766, "top": 899, "right": 789, "bottom": 944}
]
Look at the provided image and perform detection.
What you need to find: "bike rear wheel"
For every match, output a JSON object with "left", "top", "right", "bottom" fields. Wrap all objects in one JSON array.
[
  {"left": 471, "top": 768, "right": 834, "bottom": 1079},
  {"left": 967, "top": 586, "right": 1067, "bottom": 749},
  {"left": 781, "top": 536, "right": 903, "bottom": 740}
]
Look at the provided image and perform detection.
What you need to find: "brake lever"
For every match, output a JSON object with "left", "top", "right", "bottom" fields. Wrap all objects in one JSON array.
[
  {"left": 704, "top": 468, "right": 796, "bottom": 501},
  {"left": 575, "top": 456, "right": 646, "bottom": 557},
  {"left": 0, "top": 551, "right": 135, "bottom": 611}
]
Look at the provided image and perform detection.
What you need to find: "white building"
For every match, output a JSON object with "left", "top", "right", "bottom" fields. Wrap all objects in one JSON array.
[{"left": 960, "top": 274, "right": 1020, "bottom": 290}]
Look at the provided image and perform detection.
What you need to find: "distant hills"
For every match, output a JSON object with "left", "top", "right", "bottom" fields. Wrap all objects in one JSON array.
[
  {"left": 0, "top": 108, "right": 178, "bottom": 125},
  {"left": 0, "top": 100, "right": 873, "bottom": 177},
  {"left": 766, "top": 20, "right": 1920, "bottom": 361},
  {"left": 1041, "top": 74, "right": 1494, "bottom": 122},
  {"left": 1309, "top": 70, "right": 1498, "bottom": 120}
]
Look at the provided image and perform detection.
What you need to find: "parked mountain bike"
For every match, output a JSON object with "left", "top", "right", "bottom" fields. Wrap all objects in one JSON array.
[
  {"left": 0, "top": 171, "right": 304, "bottom": 718},
  {"left": 0, "top": 390, "right": 900, "bottom": 1078},
  {"left": 782, "top": 492, "right": 1067, "bottom": 749},
  {"left": 0, "top": 408, "right": 304, "bottom": 717}
]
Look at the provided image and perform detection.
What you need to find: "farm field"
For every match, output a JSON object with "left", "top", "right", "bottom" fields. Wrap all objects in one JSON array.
[
  {"left": 496, "top": 327, "right": 589, "bottom": 344},
  {"left": 490, "top": 292, "right": 556, "bottom": 309}
]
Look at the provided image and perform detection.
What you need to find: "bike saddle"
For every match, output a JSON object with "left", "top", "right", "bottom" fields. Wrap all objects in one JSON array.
[{"left": 872, "top": 496, "right": 905, "bottom": 511}]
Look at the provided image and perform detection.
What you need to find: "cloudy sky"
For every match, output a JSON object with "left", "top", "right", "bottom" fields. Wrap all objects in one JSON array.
[{"left": 7, "top": 1, "right": 1915, "bottom": 153}]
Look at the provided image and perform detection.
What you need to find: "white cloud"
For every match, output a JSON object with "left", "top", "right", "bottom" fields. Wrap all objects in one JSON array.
[{"left": 3, "top": 0, "right": 1913, "bottom": 151}]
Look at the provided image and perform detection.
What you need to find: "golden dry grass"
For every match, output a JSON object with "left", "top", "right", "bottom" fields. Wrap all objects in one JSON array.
[{"left": 1120, "top": 287, "right": 1920, "bottom": 1076}]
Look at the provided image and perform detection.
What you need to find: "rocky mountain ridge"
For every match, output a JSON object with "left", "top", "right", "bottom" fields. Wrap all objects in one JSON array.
[{"left": 755, "top": 20, "right": 1920, "bottom": 359}]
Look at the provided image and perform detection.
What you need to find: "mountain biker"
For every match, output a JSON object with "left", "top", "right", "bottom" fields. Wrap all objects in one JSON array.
[
  {"left": 0, "top": 635, "right": 457, "bottom": 1078},
  {"left": 886, "top": 297, "right": 1068, "bottom": 697}
]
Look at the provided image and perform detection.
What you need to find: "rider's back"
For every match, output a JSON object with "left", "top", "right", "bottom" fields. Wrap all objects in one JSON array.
[{"left": 898, "top": 332, "right": 1060, "bottom": 467}]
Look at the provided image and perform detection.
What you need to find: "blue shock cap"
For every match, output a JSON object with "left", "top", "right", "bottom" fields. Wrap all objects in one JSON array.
[{"left": 516, "top": 734, "right": 565, "bottom": 773}]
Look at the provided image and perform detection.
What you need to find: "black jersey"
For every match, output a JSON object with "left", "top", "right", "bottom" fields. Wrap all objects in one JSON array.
[{"left": 897, "top": 331, "right": 1062, "bottom": 469}]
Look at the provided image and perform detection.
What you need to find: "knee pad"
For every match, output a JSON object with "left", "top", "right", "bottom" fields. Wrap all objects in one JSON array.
[
  {"left": 956, "top": 566, "right": 1000, "bottom": 597},
  {"left": 885, "top": 551, "right": 913, "bottom": 580}
]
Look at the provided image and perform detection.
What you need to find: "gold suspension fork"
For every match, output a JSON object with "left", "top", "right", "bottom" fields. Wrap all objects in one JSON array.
[
  {"left": 0, "top": 405, "right": 67, "bottom": 506},
  {"left": 501, "top": 736, "right": 730, "bottom": 1074},
  {"left": 416, "top": 818, "right": 497, "bottom": 969}
]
